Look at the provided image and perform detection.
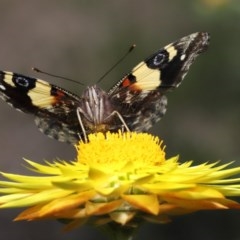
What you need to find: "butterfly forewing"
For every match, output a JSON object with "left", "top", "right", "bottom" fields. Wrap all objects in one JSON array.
[
  {"left": 0, "top": 71, "right": 81, "bottom": 142},
  {"left": 108, "top": 32, "right": 209, "bottom": 132}
]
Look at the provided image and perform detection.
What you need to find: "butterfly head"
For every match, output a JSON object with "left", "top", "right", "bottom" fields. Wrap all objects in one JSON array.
[{"left": 79, "top": 85, "right": 114, "bottom": 130}]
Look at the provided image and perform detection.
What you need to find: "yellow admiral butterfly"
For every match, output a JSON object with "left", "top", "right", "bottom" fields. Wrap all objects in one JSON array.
[{"left": 0, "top": 32, "right": 209, "bottom": 144}]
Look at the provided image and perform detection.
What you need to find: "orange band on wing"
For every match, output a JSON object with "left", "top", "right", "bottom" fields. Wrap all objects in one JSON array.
[{"left": 122, "top": 78, "right": 131, "bottom": 87}]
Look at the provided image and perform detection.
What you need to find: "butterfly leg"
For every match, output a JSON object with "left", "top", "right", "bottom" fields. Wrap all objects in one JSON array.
[
  {"left": 106, "top": 110, "right": 130, "bottom": 132},
  {"left": 76, "top": 107, "right": 88, "bottom": 142}
]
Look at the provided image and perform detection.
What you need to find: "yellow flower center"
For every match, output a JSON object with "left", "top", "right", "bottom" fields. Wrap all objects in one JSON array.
[{"left": 76, "top": 131, "right": 166, "bottom": 171}]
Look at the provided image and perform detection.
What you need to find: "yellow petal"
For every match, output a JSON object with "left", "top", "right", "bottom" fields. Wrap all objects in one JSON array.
[
  {"left": 122, "top": 194, "right": 159, "bottom": 215},
  {"left": 86, "top": 200, "right": 123, "bottom": 215}
]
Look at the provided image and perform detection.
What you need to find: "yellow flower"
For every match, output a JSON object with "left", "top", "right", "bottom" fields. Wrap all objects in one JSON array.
[{"left": 1, "top": 131, "right": 240, "bottom": 231}]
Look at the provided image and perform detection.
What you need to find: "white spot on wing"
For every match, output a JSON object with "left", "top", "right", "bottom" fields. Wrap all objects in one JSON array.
[
  {"left": 180, "top": 54, "right": 186, "bottom": 61},
  {"left": 0, "top": 85, "right": 6, "bottom": 91}
]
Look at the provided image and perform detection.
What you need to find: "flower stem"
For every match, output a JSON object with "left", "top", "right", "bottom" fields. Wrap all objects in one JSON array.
[{"left": 98, "top": 222, "right": 138, "bottom": 240}]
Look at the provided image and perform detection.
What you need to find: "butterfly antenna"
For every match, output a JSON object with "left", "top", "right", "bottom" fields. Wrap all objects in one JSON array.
[
  {"left": 32, "top": 67, "right": 84, "bottom": 86},
  {"left": 96, "top": 44, "right": 136, "bottom": 84}
]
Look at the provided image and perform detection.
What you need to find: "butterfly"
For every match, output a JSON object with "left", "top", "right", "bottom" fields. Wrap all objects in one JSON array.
[{"left": 0, "top": 32, "right": 209, "bottom": 144}]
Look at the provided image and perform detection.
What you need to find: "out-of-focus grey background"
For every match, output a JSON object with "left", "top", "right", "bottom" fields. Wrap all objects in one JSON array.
[{"left": 0, "top": 0, "right": 240, "bottom": 239}]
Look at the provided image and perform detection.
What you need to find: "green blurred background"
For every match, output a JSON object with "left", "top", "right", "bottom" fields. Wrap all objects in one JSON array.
[{"left": 0, "top": 0, "right": 240, "bottom": 239}]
